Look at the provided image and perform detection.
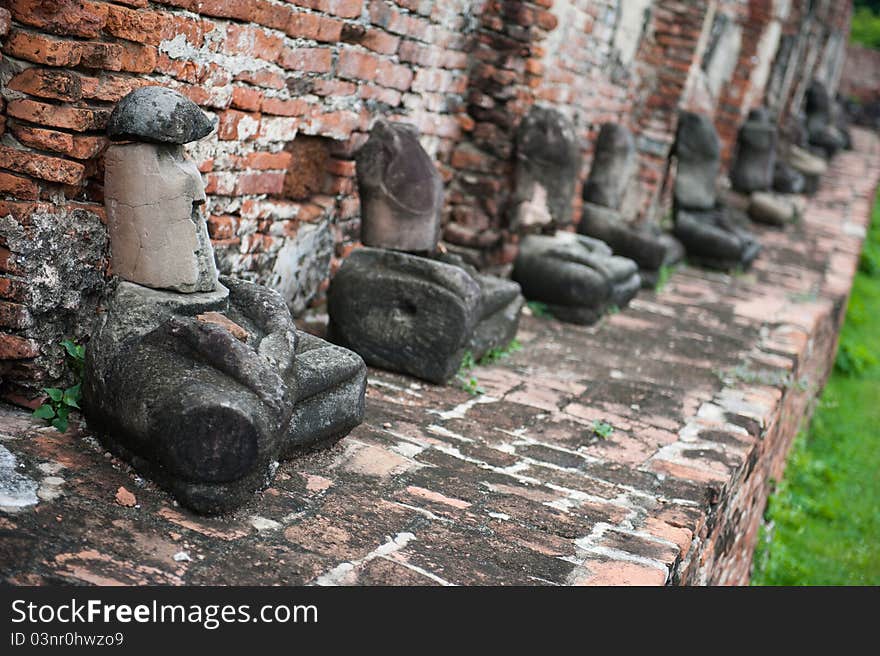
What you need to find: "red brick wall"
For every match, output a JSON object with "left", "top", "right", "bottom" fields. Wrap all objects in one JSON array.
[
  {"left": 0, "top": 0, "right": 855, "bottom": 402},
  {"left": 840, "top": 43, "right": 880, "bottom": 104}
]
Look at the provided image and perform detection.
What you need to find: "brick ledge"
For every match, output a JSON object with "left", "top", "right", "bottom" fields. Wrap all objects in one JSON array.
[{"left": 1, "top": 128, "right": 878, "bottom": 586}]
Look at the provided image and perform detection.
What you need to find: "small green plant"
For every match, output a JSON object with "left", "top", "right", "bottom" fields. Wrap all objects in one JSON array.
[
  {"left": 592, "top": 420, "right": 614, "bottom": 439},
  {"left": 654, "top": 264, "right": 675, "bottom": 293},
  {"left": 33, "top": 339, "right": 85, "bottom": 433},
  {"left": 606, "top": 304, "right": 620, "bottom": 316},
  {"left": 455, "top": 350, "right": 484, "bottom": 396},
  {"left": 526, "top": 301, "right": 553, "bottom": 319},
  {"left": 479, "top": 339, "right": 522, "bottom": 365}
]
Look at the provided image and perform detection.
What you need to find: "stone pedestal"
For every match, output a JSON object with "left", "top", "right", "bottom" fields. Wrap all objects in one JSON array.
[
  {"left": 786, "top": 144, "right": 827, "bottom": 195},
  {"left": 513, "top": 233, "right": 640, "bottom": 324},
  {"left": 84, "top": 279, "right": 366, "bottom": 514},
  {"left": 328, "top": 248, "right": 522, "bottom": 383},
  {"left": 674, "top": 112, "right": 761, "bottom": 271}
]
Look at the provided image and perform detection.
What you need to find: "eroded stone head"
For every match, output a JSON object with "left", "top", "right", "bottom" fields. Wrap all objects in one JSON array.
[
  {"left": 511, "top": 106, "right": 581, "bottom": 229},
  {"left": 107, "top": 86, "right": 214, "bottom": 144},
  {"left": 356, "top": 119, "right": 443, "bottom": 252},
  {"left": 582, "top": 123, "right": 636, "bottom": 210},
  {"left": 104, "top": 87, "right": 218, "bottom": 293}
]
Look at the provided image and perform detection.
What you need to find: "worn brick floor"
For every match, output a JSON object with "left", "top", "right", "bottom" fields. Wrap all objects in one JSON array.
[{"left": 1, "top": 129, "right": 878, "bottom": 586}]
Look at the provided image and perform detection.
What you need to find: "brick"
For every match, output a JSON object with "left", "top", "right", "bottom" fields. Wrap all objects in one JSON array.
[
  {"left": 0, "top": 172, "right": 39, "bottom": 200},
  {"left": 326, "top": 158, "right": 356, "bottom": 177},
  {"left": 278, "top": 47, "right": 333, "bottom": 74},
  {"left": 312, "top": 79, "right": 357, "bottom": 97},
  {"left": 0, "top": 248, "right": 13, "bottom": 274},
  {"left": 0, "top": 301, "right": 33, "bottom": 330},
  {"left": 234, "top": 69, "right": 287, "bottom": 90},
  {"left": 0, "top": 145, "right": 86, "bottom": 185},
  {"left": 0, "top": 332, "right": 39, "bottom": 360},
  {"left": 235, "top": 171, "right": 285, "bottom": 196},
  {"left": 79, "top": 41, "right": 157, "bottom": 73},
  {"left": 285, "top": 12, "right": 344, "bottom": 42},
  {"left": 0, "top": 8, "right": 10, "bottom": 37},
  {"left": 217, "top": 110, "right": 261, "bottom": 141},
  {"left": 9, "top": 123, "right": 74, "bottom": 154},
  {"left": 2, "top": 30, "right": 83, "bottom": 66},
  {"left": 360, "top": 28, "right": 400, "bottom": 54},
  {"left": 80, "top": 74, "right": 151, "bottom": 102},
  {"left": 12, "top": 124, "right": 106, "bottom": 160},
  {"left": 261, "top": 97, "right": 311, "bottom": 117},
  {"left": 376, "top": 60, "right": 413, "bottom": 90},
  {"left": 7, "top": 0, "right": 108, "bottom": 38},
  {"left": 327, "top": 0, "right": 363, "bottom": 19},
  {"left": 231, "top": 86, "right": 264, "bottom": 112},
  {"left": 338, "top": 49, "right": 380, "bottom": 81},
  {"left": 224, "top": 23, "right": 283, "bottom": 60},
  {"left": 207, "top": 215, "right": 238, "bottom": 240},
  {"left": 104, "top": 4, "right": 167, "bottom": 46},
  {"left": 8, "top": 68, "right": 83, "bottom": 102},
  {"left": 239, "top": 151, "right": 293, "bottom": 170},
  {"left": 6, "top": 98, "right": 110, "bottom": 131}
]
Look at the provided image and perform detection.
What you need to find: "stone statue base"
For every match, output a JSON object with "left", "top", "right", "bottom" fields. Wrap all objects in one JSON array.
[
  {"left": 786, "top": 145, "right": 827, "bottom": 195},
  {"left": 328, "top": 248, "right": 524, "bottom": 384},
  {"left": 577, "top": 203, "right": 684, "bottom": 288},
  {"left": 773, "top": 160, "right": 806, "bottom": 194},
  {"left": 748, "top": 192, "right": 800, "bottom": 227},
  {"left": 674, "top": 206, "right": 761, "bottom": 271},
  {"left": 512, "top": 233, "right": 640, "bottom": 325},
  {"left": 83, "top": 278, "right": 366, "bottom": 514}
]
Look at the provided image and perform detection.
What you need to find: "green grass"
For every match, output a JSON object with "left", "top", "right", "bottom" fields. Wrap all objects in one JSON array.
[
  {"left": 851, "top": 5, "right": 880, "bottom": 49},
  {"left": 751, "top": 192, "right": 880, "bottom": 585}
]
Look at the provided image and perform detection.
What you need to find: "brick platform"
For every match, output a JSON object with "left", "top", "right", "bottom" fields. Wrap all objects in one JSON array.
[{"left": 1, "top": 128, "right": 878, "bottom": 586}]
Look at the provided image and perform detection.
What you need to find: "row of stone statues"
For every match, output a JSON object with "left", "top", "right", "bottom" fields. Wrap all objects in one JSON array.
[{"left": 80, "top": 79, "right": 846, "bottom": 514}]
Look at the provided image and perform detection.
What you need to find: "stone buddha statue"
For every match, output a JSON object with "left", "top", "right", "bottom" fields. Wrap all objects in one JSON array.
[
  {"left": 729, "top": 108, "right": 800, "bottom": 226},
  {"left": 327, "top": 120, "right": 524, "bottom": 384},
  {"left": 511, "top": 107, "right": 640, "bottom": 324},
  {"left": 779, "top": 110, "right": 827, "bottom": 196},
  {"left": 576, "top": 122, "right": 684, "bottom": 288},
  {"left": 83, "top": 87, "right": 367, "bottom": 514},
  {"left": 672, "top": 111, "right": 761, "bottom": 271},
  {"left": 805, "top": 79, "right": 847, "bottom": 159}
]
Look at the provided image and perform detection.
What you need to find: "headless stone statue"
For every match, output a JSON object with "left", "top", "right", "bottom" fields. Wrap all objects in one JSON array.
[
  {"left": 778, "top": 111, "right": 826, "bottom": 195},
  {"left": 509, "top": 105, "right": 581, "bottom": 230},
  {"left": 729, "top": 109, "right": 799, "bottom": 226},
  {"left": 84, "top": 87, "right": 367, "bottom": 514},
  {"left": 673, "top": 111, "right": 761, "bottom": 271},
  {"left": 328, "top": 120, "right": 524, "bottom": 384},
  {"left": 577, "top": 122, "right": 684, "bottom": 288},
  {"left": 805, "top": 79, "right": 847, "bottom": 159},
  {"left": 511, "top": 108, "right": 640, "bottom": 324},
  {"left": 730, "top": 109, "right": 777, "bottom": 194}
]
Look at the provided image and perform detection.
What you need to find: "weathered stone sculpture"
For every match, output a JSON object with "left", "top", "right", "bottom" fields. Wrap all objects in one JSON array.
[
  {"left": 577, "top": 122, "right": 684, "bottom": 288},
  {"left": 84, "top": 87, "right": 366, "bottom": 514},
  {"left": 730, "top": 109, "right": 777, "bottom": 194},
  {"left": 805, "top": 79, "right": 847, "bottom": 159},
  {"left": 729, "top": 109, "right": 799, "bottom": 226},
  {"left": 328, "top": 120, "right": 524, "bottom": 384},
  {"left": 511, "top": 108, "right": 640, "bottom": 324},
  {"left": 673, "top": 112, "right": 761, "bottom": 271}
]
